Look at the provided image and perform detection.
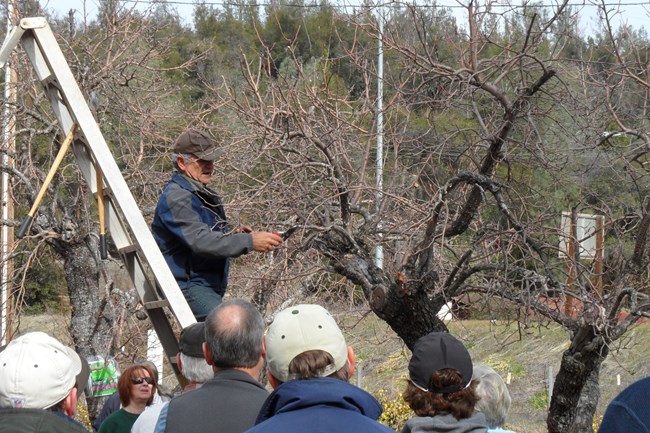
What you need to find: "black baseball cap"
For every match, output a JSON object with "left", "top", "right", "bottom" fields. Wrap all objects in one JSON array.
[
  {"left": 408, "top": 332, "right": 473, "bottom": 393},
  {"left": 173, "top": 129, "right": 222, "bottom": 161},
  {"left": 179, "top": 322, "right": 205, "bottom": 358}
]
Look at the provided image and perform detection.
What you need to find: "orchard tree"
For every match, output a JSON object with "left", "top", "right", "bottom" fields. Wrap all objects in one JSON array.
[{"left": 203, "top": 1, "right": 650, "bottom": 433}]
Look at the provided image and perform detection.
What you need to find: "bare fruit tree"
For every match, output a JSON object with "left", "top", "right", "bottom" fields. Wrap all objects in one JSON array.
[{"left": 206, "top": 2, "right": 650, "bottom": 432}]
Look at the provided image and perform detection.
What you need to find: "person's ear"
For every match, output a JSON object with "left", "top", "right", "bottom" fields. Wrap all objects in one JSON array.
[
  {"left": 202, "top": 342, "right": 214, "bottom": 366},
  {"left": 176, "top": 353, "right": 183, "bottom": 373},
  {"left": 176, "top": 154, "right": 187, "bottom": 172},
  {"left": 63, "top": 387, "right": 78, "bottom": 417},
  {"left": 346, "top": 346, "right": 355, "bottom": 379},
  {"left": 262, "top": 335, "right": 267, "bottom": 361},
  {"left": 267, "top": 371, "right": 282, "bottom": 389}
]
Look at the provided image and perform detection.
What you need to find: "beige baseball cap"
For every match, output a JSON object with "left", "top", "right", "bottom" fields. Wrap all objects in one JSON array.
[
  {"left": 0, "top": 332, "right": 84, "bottom": 409},
  {"left": 266, "top": 304, "right": 348, "bottom": 383}
]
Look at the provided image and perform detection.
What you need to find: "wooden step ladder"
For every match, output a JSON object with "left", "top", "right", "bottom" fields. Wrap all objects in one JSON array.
[{"left": 0, "top": 17, "right": 196, "bottom": 381}]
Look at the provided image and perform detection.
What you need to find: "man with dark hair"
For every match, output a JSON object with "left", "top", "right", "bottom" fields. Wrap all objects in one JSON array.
[
  {"left": 0, "top": 332, "right": 90, "bottom": 433},
  {"left": 152, "top": 129, "right": 283, "bottom": 321},
  {"left": 154, "top": 299, "right": 269, "bottom": 433},
  {"left": 245, "top": 304, "right": 395, "bottom": 433}
]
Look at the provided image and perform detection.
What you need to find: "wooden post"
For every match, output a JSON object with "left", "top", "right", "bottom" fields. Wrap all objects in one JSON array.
[
  {"left": 564, "top": 215, "right": 576, "bottom": 317},
  {"left": 594, "top": 215, "right": 604, "bottom": 295},
  {"left": 0, "top": 0, "right": 17, "bottom": 344},
  {"left": 547, "top": 366, "right": 554, "bottom": 408}
]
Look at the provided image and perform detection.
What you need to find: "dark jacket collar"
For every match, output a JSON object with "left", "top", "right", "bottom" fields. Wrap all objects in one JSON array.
[{"left": 256, "top": 377, "right": 383, "bottom": 423}]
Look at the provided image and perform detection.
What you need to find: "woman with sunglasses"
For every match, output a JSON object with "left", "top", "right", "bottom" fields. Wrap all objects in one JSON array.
[{"left": 98, "top": 364, "right": 157, "bottom": 433}]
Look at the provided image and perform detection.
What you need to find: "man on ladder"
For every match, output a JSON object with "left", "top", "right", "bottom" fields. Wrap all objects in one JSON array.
[{"left": 152, "top": 129, "right": 284, "bottom": 321}]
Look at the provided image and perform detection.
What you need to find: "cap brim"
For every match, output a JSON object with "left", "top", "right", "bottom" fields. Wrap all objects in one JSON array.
[
  {"left": 67, "top": 348, "right": 89, "bottom": 394},
  {"left": 194, "top": 146, "right": 223, "bottom": 161}
]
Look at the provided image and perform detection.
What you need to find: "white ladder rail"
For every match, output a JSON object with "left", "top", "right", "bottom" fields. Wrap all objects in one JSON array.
[{"left": 0, "top": 17, "right": 196, "bottom": 380}]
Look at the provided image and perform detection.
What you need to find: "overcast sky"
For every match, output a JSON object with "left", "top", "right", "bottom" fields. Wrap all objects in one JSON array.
[{"left": 40, "top": 0, "right": 650, "bottom": 35}]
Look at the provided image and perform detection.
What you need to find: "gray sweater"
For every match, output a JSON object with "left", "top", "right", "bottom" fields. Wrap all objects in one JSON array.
[{"left": 401, "top": 413, "right": 488, "bottom": 433}]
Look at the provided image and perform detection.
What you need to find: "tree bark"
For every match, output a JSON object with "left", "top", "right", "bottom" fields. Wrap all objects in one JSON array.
[
  {"left": 571, "top": 366, "right": 601, "bottom": 433},
  {"left": 323, "top": 240, "right": 448, "bottom": 348},
  {"left": 60, "top": 235, "right": 118, "bottom": 417},
  {"left": 547, "top": 324, "right": 608, "bottom": 433}
]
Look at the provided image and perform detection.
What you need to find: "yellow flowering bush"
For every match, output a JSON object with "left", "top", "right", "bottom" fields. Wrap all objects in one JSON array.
[{"left": 377, "top": 389, "right": 413, "bottom": 431}]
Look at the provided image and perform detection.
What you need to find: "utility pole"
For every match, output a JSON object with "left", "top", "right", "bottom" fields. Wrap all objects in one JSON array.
[
  {"left": 375, "top": 4, "right": 384, "bottom": 269},
  {"left": 1, "top": 0, "right": 17, "bottom": 345}
]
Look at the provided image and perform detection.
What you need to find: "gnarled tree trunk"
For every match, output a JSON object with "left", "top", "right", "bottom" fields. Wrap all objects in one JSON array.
[
  {"left": 547, "top": 324, "right": 608, "bottom": 433},
  {"left": 59, "top": 235, "right": 118, "bottom": 417}
]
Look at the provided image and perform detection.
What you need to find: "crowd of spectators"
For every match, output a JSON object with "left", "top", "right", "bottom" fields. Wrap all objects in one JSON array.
[{"left": 4, "top": 299, "right": 640, "bottom": 433}]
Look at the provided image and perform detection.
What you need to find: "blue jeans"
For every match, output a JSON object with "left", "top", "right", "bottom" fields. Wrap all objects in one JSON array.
[{"left": 181, "top": 284, "right": 223, "bottom": 321}]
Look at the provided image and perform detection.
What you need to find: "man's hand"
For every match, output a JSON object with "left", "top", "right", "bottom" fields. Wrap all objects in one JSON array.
[
  {"left": 251, "top": 231, "right": 284, "bottom": 253},
  {"left": 236, "top": 225, "right": 253, "bottom": 233}
]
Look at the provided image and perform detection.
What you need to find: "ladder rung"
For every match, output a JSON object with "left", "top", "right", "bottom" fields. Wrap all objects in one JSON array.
[
  {"left": 42, "top": 75, "right": 62, "bottom": 92},
  {"left": 143, "top": 299, "right": 170, "bottom": 310},
  {"left": 118, "top": 244, "right": 139, "bottom": 255},
  {"left": 94, "top": 184, "right": 113, "bottom": 198}
]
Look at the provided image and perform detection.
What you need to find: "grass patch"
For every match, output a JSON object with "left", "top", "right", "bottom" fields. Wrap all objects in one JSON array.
[
  {"left": 482, "top": 355, "right": 527, "bottom": 380},
  {"left": 528, "top": 391, "right": 549, "bottom": 410}
]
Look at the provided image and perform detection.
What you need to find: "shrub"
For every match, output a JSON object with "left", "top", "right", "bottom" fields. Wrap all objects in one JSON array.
[{"left": 377, "top": 389, "right": 413, "bottom": 430}]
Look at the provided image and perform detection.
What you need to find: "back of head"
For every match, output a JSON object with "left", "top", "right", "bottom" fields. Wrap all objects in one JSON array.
[
  {"left": 473, "top": 365, "right": 511, "bottom": 429},
  {"left": 178, "top": 322, "right": 213, "bottom": 383},
  {"left": 404, "top": 332, "right": 478, "bottom": 419},
  {"left": 266, "top": 304, "right": 349, "bottom": 383},
  {"left": 0, "top": 332, "right": 87, "bottom": 410},
  {"left": 179, "top": 352, "right": 214, "bottom": 384},
  {"left": 204, "top": 299, "right": 265, "bottom": 369},
  {"left": 139, "top": 360, "right": 159, "bottom": 383}
]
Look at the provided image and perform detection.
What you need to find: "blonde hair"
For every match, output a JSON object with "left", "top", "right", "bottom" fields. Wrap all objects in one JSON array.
[{"left": 473, "top": 365, "right": 512, "bottom": 428}]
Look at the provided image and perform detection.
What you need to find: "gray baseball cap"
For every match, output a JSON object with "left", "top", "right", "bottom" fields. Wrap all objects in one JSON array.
[{"left": 173, "top": 129, "right": 222, "bottom": 161}]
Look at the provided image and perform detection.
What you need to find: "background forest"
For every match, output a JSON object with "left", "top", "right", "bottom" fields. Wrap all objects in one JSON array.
[{"left": 2, "top": 0, "right": 650, "bottom": 432}]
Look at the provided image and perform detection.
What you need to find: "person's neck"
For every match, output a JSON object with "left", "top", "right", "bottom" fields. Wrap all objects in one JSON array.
[
  {"left": 179, "top": 172, "right": 207, "bottom": 188},
  {"left": 123, "top": 400, "right": 148, "bottom": 415},
  {"left": 214, "top": 361, "right": 263, "bottom": 382},
  {"left": 183, "top": 382, "right": 201, "bottom": 392}
]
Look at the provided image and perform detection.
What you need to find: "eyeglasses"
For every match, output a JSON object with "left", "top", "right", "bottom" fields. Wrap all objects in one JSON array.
[
  {"left": 130, "top": 377, "right": 154, "bottom": 385},
  {"left": 183, "top": 154, "right": 212, "bottom": 165}
]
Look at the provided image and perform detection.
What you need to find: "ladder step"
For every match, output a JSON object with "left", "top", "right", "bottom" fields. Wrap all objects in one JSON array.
[
  {"left": 94, "top": 184, "right": 113, "bottom": 198},
  {"left": 118, "top": 243, "right": 139, "bottom": 255},
  {"left": 42, "top": 75, "right": 62, "bottom": 92},
  {"left": 143, "top": 299, "right": 170, "bottom": 310}
]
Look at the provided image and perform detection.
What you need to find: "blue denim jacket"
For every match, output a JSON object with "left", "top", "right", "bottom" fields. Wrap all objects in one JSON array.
[{"left": 152, "top": 172, "right": 253, "bottom": 295}]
